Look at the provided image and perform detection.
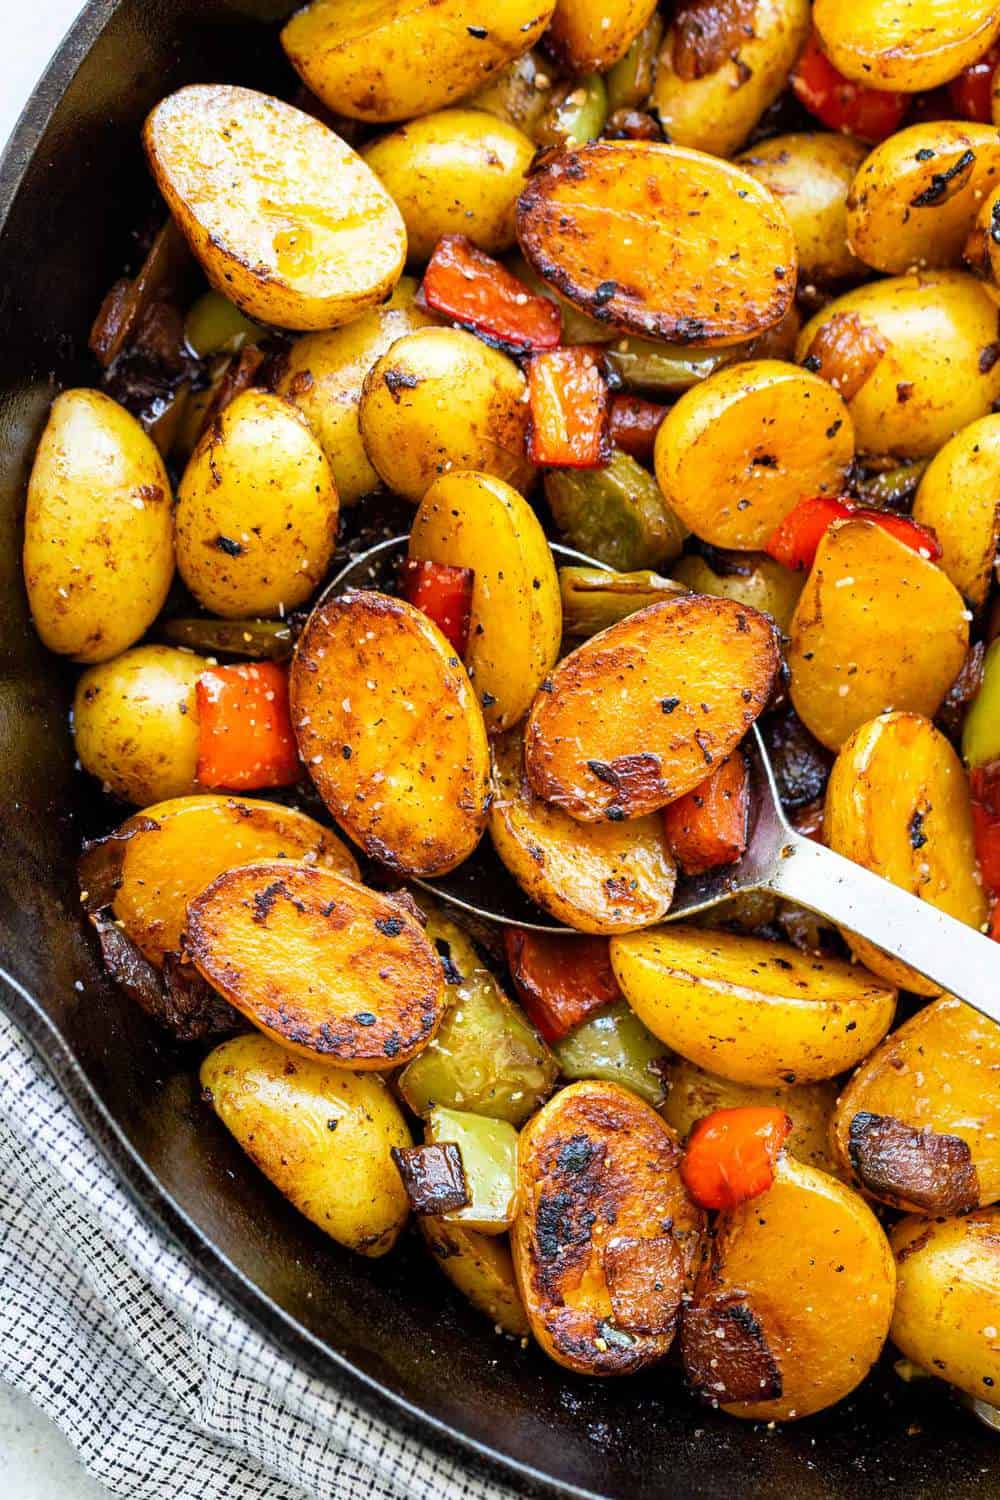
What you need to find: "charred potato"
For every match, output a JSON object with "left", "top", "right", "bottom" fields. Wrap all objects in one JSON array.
[
  {"left": 912, "top": 413, "right": 1000, "bottom": 609},
  {"left": 420, "top": 1217, "right": 530, "bottom": 1336},
  {"left": 813, "top": 0, "right": 1000, "bottom": 92},
  {"left": 736, "top": 132, "right": 869, "bottom": 284}
]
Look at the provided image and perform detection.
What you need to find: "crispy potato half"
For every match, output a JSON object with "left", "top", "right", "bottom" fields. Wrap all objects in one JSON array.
[
  {"left": 420, "top": 1217, "right": 529, "bottom": 1336},
  {"left": 814, "top": 0, "right": 1000, "bottom": 93},
  {"left": 682, "top": 1154, "right": 895, "bottom": 1419},
  {"left": 832, "top": 997, "right": 1000, "bottom": 1212},
  {"left": 654, "top": 360, "right": 853, "bottom": 550},
  {"left": 912, "top": 414, "right": 1000, "bottom": 609},
  {"left": 144, "top": 85, "right": 406, "bottom": 330},
  {"left": 516, "top": 141, "right": 796, "bottom": 346},
  {"left": 291, "top": 591, "right": 490, "bottom": 876},
  {"left": 548, "top": 0, "right": 656, "bottom": 73},
  {"left": 187, "top": 861, "right": 446, "bottom": 1068},
  {"left": 490, "top": 728, "right": 677, "bottom": 933},
  {"left": 201, "top": 1033, "right": 411, "bottom": 1256},
  {"left": 523, "top": 595, "right": 780, "bottom": 822},
  {"left": 512, "top": 1080, "right": 704, "bottom": 1375},
  {"left": 736, "top": 133, "right": 869, "bottom": 285},
  {"left": 788, "top": 520, "right": 969, "bottom": 751},
  {"left": 825, "top": 713, "right": 988, "bottom": 993},
  {"left": 611, "top": 927, "right": 897, "bottom": 1086}
]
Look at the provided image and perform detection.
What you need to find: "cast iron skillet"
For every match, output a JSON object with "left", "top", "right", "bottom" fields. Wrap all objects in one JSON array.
[{"left": 0, "top": 5, "right": 996, "bottom": 1495}]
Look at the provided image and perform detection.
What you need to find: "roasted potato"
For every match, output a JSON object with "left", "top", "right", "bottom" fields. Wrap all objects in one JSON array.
[
  {"left": 825, "top": 713, "right": 988, "bottom": 993},
  {"left": 24, "top": 390, "right": 174, "bottom": 663},
  {"left": 736, "top": 133, "right": 869, "bottom": 285},
  {"left": 490, "top": 728, "right": 677, "bottom": 932},
  {"left": 547, "top": 0, "right": 656, "bottom": 73},
  {"left": 611, "top": 927, "right": 896, "bottom": 1087},
  {"left": 359, "top": 326, "right": 534, "bottom": 502},
  {"left": 813, "top": 0, "right": 1000, "bottom": 92},
  {"left": 912, "top": 413, "right": 1000, "bottom": 608},
  {"left": 516, "top": 141, "right": 796, "bottom": 345},
  {"left": 682, "top": 1154, "right": 895, "bottom": 1419},
  {"left": 201, "top": 1032, "right": 411, "bottom": 1256},
  {"left": 671, "top": 553, "right": 803, "bottom": 633},
  {"left": 654, "top": 360, "right": 853, "bottom": 550},
  {"left": 409, "top": 471, "right": 561, "bottom": 731},
  {"left": 523, "top": 595, "right": 780, "bottom": 822},
  {"left": 290, "top": 591, "right": 491, "bottom": 875},
  {"left": 512, "top": 1081, "right": 704, "bottom": 1375},
  {"left": 144, "top": 86, "right": 406, "bottom": 330},
  {"left": 187, "top": 861, "right": 446, "bottom": 1068},
  {"left": 832, "top": 997, "right": 1000, "bottom": 1212},
  {"left": 788, "top": 520, "right": 970, "bottom": 751},
  {"left": 74, "top": 645, "right": 205, "bottom": 805},
  {"left": 419, "top": 1217, "right": 529, "bottom": 1335}
]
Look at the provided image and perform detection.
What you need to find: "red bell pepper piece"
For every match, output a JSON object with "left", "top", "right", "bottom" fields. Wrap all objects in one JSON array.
[
  {"left": 681, "top": 1107, "right": 792, "bottom": 1212},
  {"left": 196, "top": 662, "right": 299, "bottom": 791},
  {"left": 608, "top": 394, "right": 668, "bottom": 464},
  {"left": 662, "top": 753, "right": 749, "bottom": 876},
  {"left": 765, "top": 496, "right": 943, "bottom": 571},
  {"left": 948, "top": 43, "right": 1000, "bottom": 122},
  {"left": 528, "top": 346, "right": 610, "bottom": 468},
  {"left": 971, "top": 763, "right": 1000, "bottom": 893},
  {"left": 419, "top": 235, "right": 561, "bottom": 355},
  {"left": 792, "top": 32, "right": 908, "bottom": 143},
  {"left": 400, "top": 557, "right": 474, "bottom": 656},
  {"left": 504, "top": 929, "right": 621, "bottom": 1043}
]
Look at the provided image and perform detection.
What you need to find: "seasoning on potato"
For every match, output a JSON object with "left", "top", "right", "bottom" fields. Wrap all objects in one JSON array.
[
  {"left": 813, "top": 0, "right": 1000, "bottom": 93},
  {"left": 736, "top": 132, "right": 869, "bottom": 285},
  {"left": 912, "top": 413, "right": 1000, "bottom": 608}
]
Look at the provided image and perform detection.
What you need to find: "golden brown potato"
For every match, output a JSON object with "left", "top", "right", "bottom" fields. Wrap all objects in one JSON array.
[
  {"left": 523, "top": 595, "right": 780, "bottom": 822},
  {"left": 547, "top": 0, "right": 656, "bottom": 73},
  {"left": 187, "top": 861, "right": 446, "bottom": 1068},
  {"left": 24, "top": 390, "right": 173, "bottom": 663},
  {"left": 832, "top": 997, "right": 1000, "bottom": 1211},
  {"left": 290, "top": 591, "right": 491, "bottom": 876},
  {"left": 201, "top": 1032, "right": 411, "bottom": 1256},
  {"left": 736, "top": 132, "right": 869, "bottom": 284},
  {"left": 654, "top": 360, "right": 853, "bottom": 550},
  {"left": 611, "top": 927, "right": 896, "bottom": 1087},
  {"left": 419, "top": 1217, "right": 530, "bottom": 1336},
  {"left": 670, "top": 553, "right": 803, "bottom": 633},
  {"left": 74, "top": 646, "right": 205, "bottom": 806},
  {"left": 512, "top": 1080, "right": 704, "bottom": 1375},
  {"left": 825, "top": 713, "right": 988, "bottom": 993},
  {"left": 409, "top": 471, "right": 560, "bottom": 731},
  {"left": 144, "top": 85, "right": 406, "bottom": 330},
  {"left": 490, "top": 729, "right": 677, "bottom": 932},
  {"left": 814, "top": 0, "right": 1000, "bottom": 92},
  {"left": 364, "top": 108, "right": 533, "bottom": 263},
  {"left": 912, "top": 413, "right": 1000, "bottom": 608},
  {"left": 653, "top": 0, "right": 811, "bottom": 159},
  {"left": 281, "top": 0, "right": 555, "bottom": 123},
  {"left": 890, "top": 1211, "right": 1000, "bottom": 1404},
  {"left": 682, "top": 1154, "right": 895, "bottom": 1419},
  {"left": 788, "top": 520, "right": 969, "bottom": 751},
  {"left": 359, "top": 326, "right": 534, "bottom": 502},
  {"left": 516, "top": 141, "right": 796, "bottom": 345}
]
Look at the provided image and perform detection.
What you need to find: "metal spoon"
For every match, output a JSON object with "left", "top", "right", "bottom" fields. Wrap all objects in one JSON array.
[{"left": 323, "top": 536, "right": 1000, "bottom": 1029}]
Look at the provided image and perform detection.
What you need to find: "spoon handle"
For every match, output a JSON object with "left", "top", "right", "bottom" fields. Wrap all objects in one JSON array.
[{"left": 763, "top": 832, "right": 1000, "bottom": 1026}]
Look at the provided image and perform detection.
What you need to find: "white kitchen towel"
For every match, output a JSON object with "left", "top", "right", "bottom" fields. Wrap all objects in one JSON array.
[{"left": 0, "top": 1012, "right": 518, "bottom": 1500}]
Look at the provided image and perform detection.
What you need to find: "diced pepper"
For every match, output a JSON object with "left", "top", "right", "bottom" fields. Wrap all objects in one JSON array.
[
  {"left": 419, "top": 235, "right": 561, "bottom": 355},
  {"left": 681, "top": 1106, "right": 792, "bottom": 1212},
  {"left": 425, "top": 1107, "right": 519, "bottom": 1233},
  {"left": 535, "top": 73, "right": 608, "bottom": 148},
  {"left": 552, "top": 1000, "right": 669, "bottom": 1106},
  {"left": 605, "top": 12, "right": 664, "bottom": 113},
  {"left": 662, "top": 753, "right": 749, "bottom": 876},
  {"left": 971, "top": 762, "right": 1000, "bottom": 893},
  {"left": 399, "top": 557, "right": 474, "bottom": 656},
  {"left": 559, "top": 566, "right": 685, "bottom": 637},
  {"left": 609, "top": 393, "right": 668, "bottom": 463},
  {"left": 948, "top": 43, "right": 1000, "bottom": 122},
  {"left": 196, "top": 662, "right": 299, "bottom": 791},
  {"left": 528, "top": 347, "right": 610, "bottom": 468},
  {"left": 545, "top": 447, "right": 686, "bottom": 570},
  {"left": 504, "top": 929, "right": 620, "bottom": 1043},
  {"left": 962, "top": 638, "right": 1000, "bottom": 769},
  {"left": 604, "top": 337, "right": 729, "bottom": 395},
  {"left": 867, "top": 510, "right": 943, "bottom": 560},
  {"left": 162, "top": 616, "right": 295, "bottom": 660},
  {"left": 792, "top": 31, "right": 908, "bottom": 143},
  {"left": 765, "top": 496, "right": 943, "bottom": 571}
]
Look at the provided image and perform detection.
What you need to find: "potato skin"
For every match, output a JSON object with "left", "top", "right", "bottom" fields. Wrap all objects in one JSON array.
[
  {"left": 912, "top": 413, "right": 1000, "bottom": 608},
  {"left": 814, "top": 0, "right": 1000, "bottom": 92},
  {"left": 24, "top": 390, "right": 173, "bottom": 663},
  {"left": 144, "top": 85, "right": 406, "bottom": 330},
  {"left": 74, "top": 646, "right": 205, "bottom": 806},
  {"left": 419, "top": 1217, "right": 530, "bottom": 1336},
  {"left": 201, "top": 1032, "right": 411, "bottom": 1256},
  {"left": 736, "top": 133, "right": 869, "bottom": 284},
  {"left": 548, "top": 0, "right": 656, "bottom": 73},
  {"left": 176, "top": 390, "right": 338, "bottom": 618},
  {"left": 364, "top": 109, "right": 534, "bottom": 263}
]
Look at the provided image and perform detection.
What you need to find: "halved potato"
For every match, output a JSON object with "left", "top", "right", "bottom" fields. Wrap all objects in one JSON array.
[
  {"left": 516, "top": 141, "right": 796, "bottom": 346},
  {"left": 788, "top": 520, "right": 969, "bottom": 751},
  {"left": 419, "top": 1217, "right": 530, "bottom": 1336},
  {"left": 654, "top": 360, "right": 853, "bottom": 550},
  {"left": 409, "top": 471, "right": 561, "bottom": 732},
  {"left": 813, "top": 0, "right": 1000, "bottom": 92},
  {"left": 490, "top": 729, "right": 677, "bottom": 933},
  {"left": 187, "top": 861, "right": 446, "bottom": 1068},
  {"left": 912, "top": 413, "right": 1000, "bottom": 608},
  {"left": 736, "top": 133, "right": 869, "bottom": 285},
  {"left": 290, "top": 591, "right": 490, "bottom": 875},
  {"left": 548, "top": 0, "right": 656, "bottom": 73},
  {"left": 144, "top": 85, "right": 406, "bottom": 330},
  {"left": 201, "top": 1032, "right": 411, "bottom": 1256},
  {"left": 523, "top": 595, "right": 780, "bottom": 822},
  {"left": 682, "top": 1153, "right": 895, "bottom": 1419},
  {"left": 832, "top": 996, "right": 1000, "bottom": 1211},
  {"left": 611, "top": 927, "right": 896, "bottom": 1086},
  {"left": 825, "top": 712, "right": 988, "bottom": 993},
  {"left": 512, "top": 1080, "right": 704, "bottom": 1375}
]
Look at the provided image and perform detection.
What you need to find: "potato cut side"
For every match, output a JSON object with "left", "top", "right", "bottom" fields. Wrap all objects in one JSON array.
[
  {"left": 490, "top": 728, "right": 676, "bottom": 933},
  {"left": 291, "top": 591, "right": 490, "bottom": 876},
  {"left": 512, "top": 1080, "right": 704, "bottom": 1375},
  {"left": 524, "top": 594, "right": 780, "bottom": 822},
  {"left": 516, "top": 141, "right": 796, "bottom": 346},
  {"left": 187, "top": 861, "right": 446, "bottom": 1068},
  {"left": 611, "top": 926, "right": 896, "bottom": 1086},
  {"left": 814, "top": 0, "right": 1000, "bottom": 92},
  {"left": 420, "top": 1217, "right": 530, "bottom": 1337},
  {"left": 912, "top": 414, "right": 1000, "bottom": 608},
  {"left": 144, "top": 85, "right": 406, "bottom": 330}
]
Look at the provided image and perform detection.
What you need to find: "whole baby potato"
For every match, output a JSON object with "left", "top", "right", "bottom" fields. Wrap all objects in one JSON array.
[
  {"left": 736, "top": 133, "right": 869, "bottom": 285},
  {"left": 24, "top": 389, "right": 174, "bottom": 663},
  {"left": 912, "top": 413, "right": 1000, "bottom": 608}
]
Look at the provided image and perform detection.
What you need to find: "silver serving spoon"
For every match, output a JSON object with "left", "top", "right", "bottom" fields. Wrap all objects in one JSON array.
[{"left": 324, "top": 536, "right": 1000, "bottom": 1029}]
